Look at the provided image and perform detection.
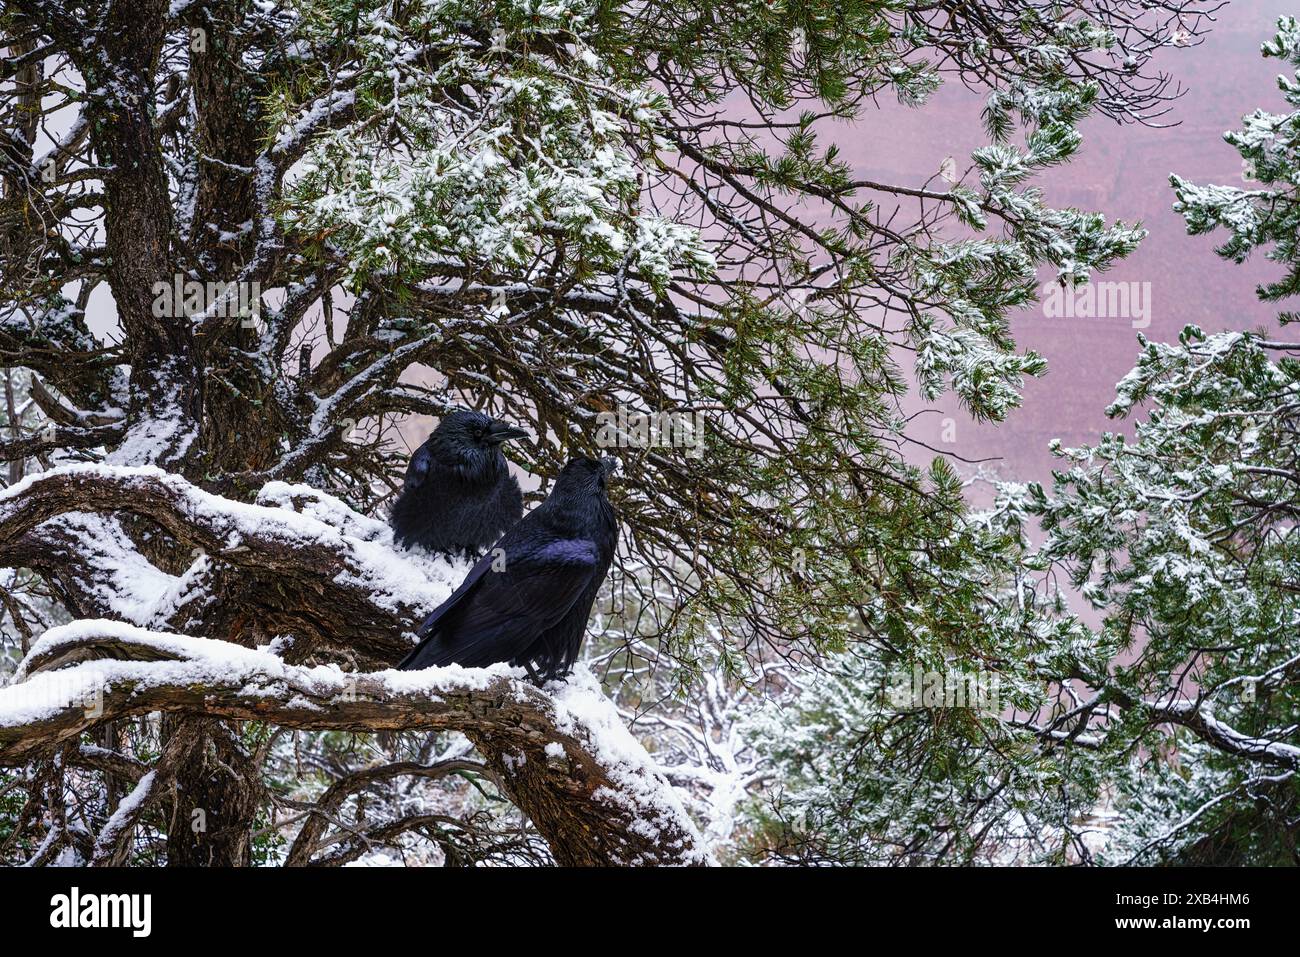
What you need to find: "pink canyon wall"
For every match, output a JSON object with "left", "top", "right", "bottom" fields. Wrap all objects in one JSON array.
[{"left": 844, "top": 0, "right": 1298, "bottom": 485}]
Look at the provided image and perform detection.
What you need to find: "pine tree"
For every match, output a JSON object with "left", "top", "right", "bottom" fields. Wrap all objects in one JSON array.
[
  {"left": 1040, "top": 17, "right": 1300, "bottom": 864},
  {"left": 0, "top": 0, "right": 1208, "bottom": 864},
  {"left": 739, "top": 16, "right": 1300, "bottom": 866}
]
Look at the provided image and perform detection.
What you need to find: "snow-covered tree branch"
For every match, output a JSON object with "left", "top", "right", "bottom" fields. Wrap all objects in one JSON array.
[{"left": 0, "top": 620, "right": 705, "bottom": 865}]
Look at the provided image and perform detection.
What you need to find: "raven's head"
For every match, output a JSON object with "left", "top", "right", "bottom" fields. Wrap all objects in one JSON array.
[
  {"left": 426, "top": 409, "right": 528, "bottom": 481},
  {"left": 554, "top": 455, "right": 619, "bottom": 496}
]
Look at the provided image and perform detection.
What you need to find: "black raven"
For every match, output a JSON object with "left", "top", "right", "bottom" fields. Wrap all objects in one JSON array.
[
  {"left": 397, "top": 456, "right": 619, "bottom": 682},
  {"left": 390, "top": 409, "right": 527, "bottom": 557}
]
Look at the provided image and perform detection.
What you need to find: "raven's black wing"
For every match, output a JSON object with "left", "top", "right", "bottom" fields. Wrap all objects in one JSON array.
[
  {"left": 400, "top": 441, "right": 432, "bottom": 493},
  {"left": 397, "top": 538, "right": 599, "bottom": 671},
  {"left": 411, "top": 549, "right": 496, "bottom": 640}
]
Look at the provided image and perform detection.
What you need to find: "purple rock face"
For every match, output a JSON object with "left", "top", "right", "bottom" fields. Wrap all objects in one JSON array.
[{"left": 840, "top": 0, "right": 1297, "bottom": 488}]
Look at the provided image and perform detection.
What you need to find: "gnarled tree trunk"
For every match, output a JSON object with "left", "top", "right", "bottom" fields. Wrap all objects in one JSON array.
[
  {"left": 0, "top": 618, "right": 706, "bottom": 865},
  {"left": 0, "top": 468, "right": 707, "bottom": 865}
]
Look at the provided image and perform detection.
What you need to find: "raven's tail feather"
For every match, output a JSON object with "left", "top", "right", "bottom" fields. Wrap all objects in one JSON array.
[
  {"left": 396, "top": 629, "right": 463, "bottom": 671},
  {"left": 396, "top": 609, "right": 444, "bottom": 670}
]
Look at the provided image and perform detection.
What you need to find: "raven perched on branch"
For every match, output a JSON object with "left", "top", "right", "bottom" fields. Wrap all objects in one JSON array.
[
  {"left": 390, "top": 409, "right": 527, "bottom": 557},
  {"left": 398, "top": 456, "right": 619, "bottom": 682}
]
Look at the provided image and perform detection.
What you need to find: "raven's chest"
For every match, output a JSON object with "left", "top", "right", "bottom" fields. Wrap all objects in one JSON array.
[{"left": 392, "top": 473, "right": 520, "bottom": 552}]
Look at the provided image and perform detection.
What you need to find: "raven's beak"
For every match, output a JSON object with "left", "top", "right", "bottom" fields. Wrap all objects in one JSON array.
[
  {"left": 485, "top": 421, "right": 529, "bottom": 445},
  {"left": 599, "top": 456, "right": 620, "bottom": 477}
]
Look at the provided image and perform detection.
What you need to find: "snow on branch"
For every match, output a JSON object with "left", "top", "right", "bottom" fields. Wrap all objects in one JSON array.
[
  {"left": 0, "top": 622, "right": 707, "bottom": 865},
  {"left": 0, "top": 463, "right": 465, "bottom": 666},
  {"left": 0, "top": 618, "right": 519, "bottom": 758}
]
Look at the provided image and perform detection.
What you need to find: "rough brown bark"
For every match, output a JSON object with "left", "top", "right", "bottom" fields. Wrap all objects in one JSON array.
[
  {"left": 0, "top": 626, "right": 707, "bottom": 865},
  {"left": 0, "top": 467, "right": 429, "bottom": 666},
  {"left": 159, "top": 716, "right": 262, "bottom": 867},
  {"left": 0, "top": 0, "right": 726, "bottom": 868}
]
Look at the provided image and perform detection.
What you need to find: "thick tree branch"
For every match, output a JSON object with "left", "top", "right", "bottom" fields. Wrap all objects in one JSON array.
[
  {"left": 0, "top": 464, "right": 454, "bottom": 666},
  {"left": 0, "top": 622, "right": 707, "bottom": 865}
]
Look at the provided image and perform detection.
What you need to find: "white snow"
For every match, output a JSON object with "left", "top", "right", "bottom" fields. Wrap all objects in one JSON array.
[
  {"left": 0, "top": 463, "right": 465, "bottom": 622},
  {"left": 1, "top": 618, "right": 524, "bottom": 731},
  {"left": 91, "top": 770, "right": 157, "bottom": 862},
  {"left": 548, "top": 666, "right": 710, "bottom": 865}
]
